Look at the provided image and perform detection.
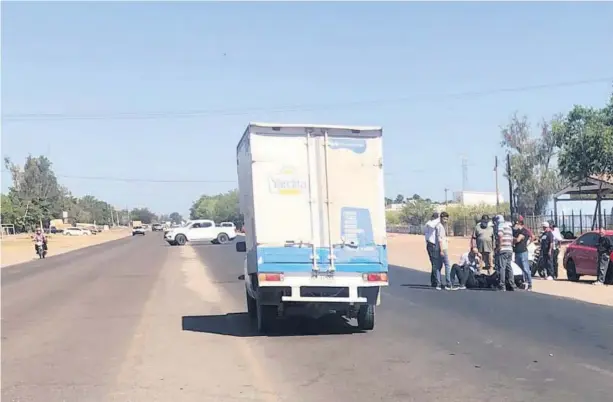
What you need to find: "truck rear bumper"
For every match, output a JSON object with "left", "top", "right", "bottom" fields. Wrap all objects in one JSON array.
[{"left": 258, "top": 272, "right": 387, "bottom": 305}]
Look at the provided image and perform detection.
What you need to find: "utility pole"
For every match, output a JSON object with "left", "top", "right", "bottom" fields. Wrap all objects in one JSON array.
[
  {"left": 461, "top": 156, "right": 468, "bottom": 192},
  {"left": 494, "top": 156, "right": 500, "bottom": 213},
  {"left": 444, "top": 188, "right": 449, "bottom": 207},
  {"left": 506, "top": 153, "right": 514, "bottom": 217}
]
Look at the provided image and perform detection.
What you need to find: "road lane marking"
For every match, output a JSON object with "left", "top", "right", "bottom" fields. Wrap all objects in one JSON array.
[{"left": 579, "top": 363, "right": 613, "bottom": 378}]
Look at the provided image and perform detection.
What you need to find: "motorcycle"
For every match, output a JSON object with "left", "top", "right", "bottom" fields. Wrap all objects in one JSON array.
[
  {"left": 35, "top": 241, "right": 46, "bottom": 259},
  {"left": 528, "top": 243, "right": 548, "bottom": 278}
]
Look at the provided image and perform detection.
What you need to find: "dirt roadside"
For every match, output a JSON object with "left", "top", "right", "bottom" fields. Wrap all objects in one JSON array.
[
  {"left": 1, "top": 229, "right": 132, "bottom": 268},
  {"left": 387, "top": 233, "right": 613, "bottom": 307}
]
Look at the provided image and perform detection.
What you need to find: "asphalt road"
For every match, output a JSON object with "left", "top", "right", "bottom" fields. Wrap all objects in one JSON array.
[{"left": 2, "top": 234, "right": 613, "bottom": 402}]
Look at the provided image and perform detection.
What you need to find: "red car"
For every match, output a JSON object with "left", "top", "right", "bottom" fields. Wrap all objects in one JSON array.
[{"left": 563, "top": 230, "right": 613, "bottom": 283}]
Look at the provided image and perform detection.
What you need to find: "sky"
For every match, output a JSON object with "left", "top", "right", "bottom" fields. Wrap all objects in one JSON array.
[{"left": 2, "top": 1, "right": 613, "bottom": 217}]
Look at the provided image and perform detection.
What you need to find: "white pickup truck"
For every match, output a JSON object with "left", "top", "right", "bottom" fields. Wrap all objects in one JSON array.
[{"left": 164, "top": 219, "right": 237, "bottom": 246}]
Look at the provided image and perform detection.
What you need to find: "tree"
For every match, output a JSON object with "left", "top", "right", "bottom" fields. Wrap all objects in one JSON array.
[
  {"left": 501, "top": 113, "right": 562, "bottom": 215},
  {"left": 1, "top": 194, "right": 17, "bottom": 226},
  {"left": 168, "top": 212, "right": 183, "bottom": 224},
  {"left": 4, "top": 155, "right": 62, "bottom": 231},
  {"left": 555, "top": 94, "right": 613, "bottom": 182},
  {"left": 384, "top": 197, "right": 393, "bottom": 207},
  {"left": 190, "top": 189, "right": 243, "bottom": 226},
  {"left": 400, "top": 199, "right": 435, "bottom": 225},
  {"left": 394, "top": 194, "right": 405, "bottom": 204},
  {"left": 410, "top": 194, "right": 421, "bottom": 201},
  {"left": 385, "top": 210, "right": 402, "bottom": 226},
  {"left": 130, "top": 208, "right": 157, "bottom": 224}
]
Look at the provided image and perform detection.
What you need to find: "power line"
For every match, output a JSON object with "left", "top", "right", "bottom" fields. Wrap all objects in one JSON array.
[
  {"left": 3, "top": 77, "right": 611, "bottom": 122},
  {"left": 56, "top": 172, "right": 404, "bottom": 183},
  {"left": 56, "top": 174, "right": 236, "bottom": 183}
]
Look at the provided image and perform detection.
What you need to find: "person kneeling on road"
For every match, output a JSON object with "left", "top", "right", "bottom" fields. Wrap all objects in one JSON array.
[
  {"left": 451, "top": 247, "right": 482, "bottom": 290},
  {"left": 452, "top": 247, "right": 527, "bottom": 291}
]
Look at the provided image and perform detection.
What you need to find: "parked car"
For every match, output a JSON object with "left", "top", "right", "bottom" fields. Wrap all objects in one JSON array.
[
  {"left": 64, "top": 227, "right": 87, "bottom": 236},
  {"left": 132, "top": 226, "right": 146, "bottom": 236},
  {"left": 563, "top": 230, "right": 613, "bottom": 283}
]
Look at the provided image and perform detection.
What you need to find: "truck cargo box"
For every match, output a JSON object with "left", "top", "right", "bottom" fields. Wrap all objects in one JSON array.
[{"left": 237, "top": 123, "right": 388, "bottom": 275}]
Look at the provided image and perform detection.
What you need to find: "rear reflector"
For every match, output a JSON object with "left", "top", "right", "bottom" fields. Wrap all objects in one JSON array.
[
  {"left": 363, "top": 273, "right": 388, "bottom": 282},
  {"left": 258, "top": 273, "right": 284, "bottom": 282}
]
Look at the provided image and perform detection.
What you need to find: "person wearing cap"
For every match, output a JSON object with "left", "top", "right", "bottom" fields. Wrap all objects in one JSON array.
[
  {"left": 539, "top": 221, "right": 555, "bottom": 280},
  {"left": 513, "top": 218, "right": 532, "bottom": 290},
  {"left": 550, "top": 223, "right": 564, "bottom": 279},
  {"left": 471, "top": 214, "right": 494, "bottom": 274},
  {"left": 495, "top": 215, "right": 516, "bottom": 291},
  {"left": 517, "top": 215, "right": 534, "bottom": 243}
]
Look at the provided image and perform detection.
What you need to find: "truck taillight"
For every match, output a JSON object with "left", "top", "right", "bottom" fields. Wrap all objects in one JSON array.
[
  {"left": 363, "top": 273, "right": 388, "bottom": 282},
  {"left": 258, "top": 273, "right": 284, "bottom": 282}
]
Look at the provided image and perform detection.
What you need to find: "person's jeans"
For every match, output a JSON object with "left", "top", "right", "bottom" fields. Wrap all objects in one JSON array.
[
  {"left": 553, "top": 248, "right": 560, "bottom": 279},
  {"left": 440, "top": 249, "right": 451, "bottom": 286},
  {"left": 428, "top": 244, "right": 450, "bottom": 287},
  {"left": 541, "top": 252, "right": 554, "bottom": 278},
  {"left": 596, "top": 252, "right": 611, "bottom": 284},
  {"left": 451, "top": 264, "right": 477, "bottom": 288},
  {"left": 496, "top": 251, "right": 515, "bottom": 289},
  {"left": 481, "top": 251, "right": 492, "bottom": 271},
  {"left": 514, "top": 251, "right": 532, "bottom": 286},
  {"left": 427, "top": 242, "right": 439, "bottom": 287}
]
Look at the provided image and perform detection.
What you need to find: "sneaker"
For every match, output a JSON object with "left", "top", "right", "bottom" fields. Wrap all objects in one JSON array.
[
  {"left": 458, "top": 285, "right": 467, "bottom": 290},
  {"left": 593, "top": 281, "right": 604, "bottom": 286},
  {"left": 523, "top": 283, "right": 529, "bottom": 290},
  {"left": 435, "top": 286, "right": 442, "bottom": 290},
  {"left": 546, "top": 276, "right": 554, "bottom": 281},
  {"left": 445, "top": 285, "right": 457, "bottom": 291},
  {"left": 527, "top": 286, "right": 533, "bottom": 292}
]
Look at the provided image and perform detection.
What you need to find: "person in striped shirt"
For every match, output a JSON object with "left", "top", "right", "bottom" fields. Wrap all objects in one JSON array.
[{"left": 495, "top": 215, "right": 516, "bottom": 291}]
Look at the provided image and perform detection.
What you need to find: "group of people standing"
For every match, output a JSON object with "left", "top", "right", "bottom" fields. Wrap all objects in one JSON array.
[{"left": 425, "top": 212, "right": 566, "bottom": 291}]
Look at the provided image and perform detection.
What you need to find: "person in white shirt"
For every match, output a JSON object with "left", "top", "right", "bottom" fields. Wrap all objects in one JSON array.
[
  {"left": 450, "top": 247, "right": 481, "bottom": 289},
  {"left": 424, "top": 213, "right": 440, "bottom": 288},
  {"left": 550, "top": 223, "right": 564, "bottom": 279}
]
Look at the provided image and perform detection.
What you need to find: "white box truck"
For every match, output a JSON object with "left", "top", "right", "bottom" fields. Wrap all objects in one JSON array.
[{"left": 235, "top": 122, "right": 389, "bottom": 333}]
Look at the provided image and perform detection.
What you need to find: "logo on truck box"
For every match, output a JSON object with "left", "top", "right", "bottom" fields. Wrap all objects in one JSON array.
[{"left": 269, "top": 167, "right": 307, "bottom": 195}]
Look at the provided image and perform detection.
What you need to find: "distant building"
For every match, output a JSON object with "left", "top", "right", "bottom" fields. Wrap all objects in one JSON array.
[
  {"left": 386, "top": 203, "right": 405, "bottom": 211},
  {"left": 453, "top": 191, "right": 503, "bottom": 206}
]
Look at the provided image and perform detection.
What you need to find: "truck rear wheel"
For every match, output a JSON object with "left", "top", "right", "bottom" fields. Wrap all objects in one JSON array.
[
  {"left": 256, "top": 303, "right": 276, "bottom": 334},
  {"left": 357, "top": 305, "right": 375, "bottom": 331}
]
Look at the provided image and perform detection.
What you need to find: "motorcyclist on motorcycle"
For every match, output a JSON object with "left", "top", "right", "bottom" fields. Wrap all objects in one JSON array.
[{"left": 33, "top": 228, "right": 48, "bottom": 255}]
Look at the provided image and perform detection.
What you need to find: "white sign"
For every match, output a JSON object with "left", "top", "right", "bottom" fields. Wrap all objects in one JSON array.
[{"left": 62, "top": 211, "right": 68, "bottom": 218}]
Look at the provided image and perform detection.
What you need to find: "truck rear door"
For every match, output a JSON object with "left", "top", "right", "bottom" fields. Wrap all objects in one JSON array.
[{"left": 250, "top": 127, "right": 385, "bottom": 274}]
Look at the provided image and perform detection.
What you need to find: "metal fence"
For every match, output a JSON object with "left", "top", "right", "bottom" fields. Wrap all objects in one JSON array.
[{"left": 387, "top": 209, "right": 613, "bottom": 238}]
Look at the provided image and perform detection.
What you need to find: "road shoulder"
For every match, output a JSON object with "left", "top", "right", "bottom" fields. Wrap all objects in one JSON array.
[
  {"left": 387, "top": 233, "right": 613, "bottom": 307},
  {"left": 1, "top": 229, "right": 131, "bottom": 268}
]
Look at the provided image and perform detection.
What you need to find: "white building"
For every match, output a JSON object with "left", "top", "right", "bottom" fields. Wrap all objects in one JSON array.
[
  {"left": 386, "top": 203, "right": 405, "bottom": 211},
  {"left": 453, "top": 191, "right": 503, "bottom": 206}
]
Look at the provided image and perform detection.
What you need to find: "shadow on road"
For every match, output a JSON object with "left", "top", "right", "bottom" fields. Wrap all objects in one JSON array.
[
  {"left": 399, "top": 283, "right": 434, "bottom": 290},
  {"left": 181, "top": 313, "right": 365, "bottom": 337}
]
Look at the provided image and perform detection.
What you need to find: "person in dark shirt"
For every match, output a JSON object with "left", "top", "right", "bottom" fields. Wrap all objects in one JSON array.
[
  {"left": 513, "top": 219, "right": 532, "bottom": 290},
  {"left": 539, "top": 221, "right": 555, "bottom": 280},
  {"left": 594, "top": 229, "right": 612, "bottom": 286}
]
